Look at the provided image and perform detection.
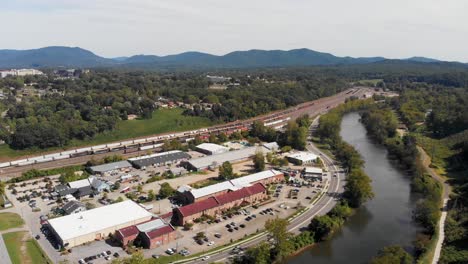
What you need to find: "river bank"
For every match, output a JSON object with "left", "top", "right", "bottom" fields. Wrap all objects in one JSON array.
[{"left": 288, "top": 112, "right": 422, "bottom": 264}]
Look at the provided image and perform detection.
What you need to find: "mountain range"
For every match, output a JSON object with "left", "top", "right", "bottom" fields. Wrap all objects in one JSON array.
[{"left": 0, "top": 46, "right": 463, "bottom": 69}]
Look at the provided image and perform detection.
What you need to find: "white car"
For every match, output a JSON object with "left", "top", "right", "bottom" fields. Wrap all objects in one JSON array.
[
  {"left": 207, "top": 241, "right": 215, "bottom": 246},
  {"left": 201, "top": 256, "right": 211, "bottom": 261}
]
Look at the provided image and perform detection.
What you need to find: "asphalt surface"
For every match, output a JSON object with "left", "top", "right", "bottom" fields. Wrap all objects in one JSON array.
[
  {"left": 0, "top": 235, "right": 12, "bottom": 264},
  {"left": 187, "top": 118, "right": 345, "bottom": 264}
]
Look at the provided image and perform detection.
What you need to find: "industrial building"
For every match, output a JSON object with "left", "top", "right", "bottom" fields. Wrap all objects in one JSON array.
[
  {"left": 195, "top": 143, "right": 229, "bottom": 155},
  {"left": 128, "top": 150, "right": 191, "bottom": 169},
  {"left": 183, "top": 144, "right": 275, "bottom": 171},
  {"left": 286, "top": 151, "right": 319, "bottom": 165},
  {"left": 89, "top": 160, "right": 133, "bottom": 174},
  {"left": 61, "top": 200, "right": 86, "bottom": 215},
  {"left": 173, "top": 183, "right": 268, "bottom": 226},
  {"left": 178, "top": 170, "right": 284, "bottom": 204},
  {"left": 48, "top": 200, "right": 152, "bottom": 248},
  {"left": 302, "top": 167, "right": 324, "bottom": 180},
  {"left": 115, "top": 218, "right": 176, "bottom": 249}
]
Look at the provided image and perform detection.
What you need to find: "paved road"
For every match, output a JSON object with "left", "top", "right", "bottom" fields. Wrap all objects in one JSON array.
[
  {"left": 0, "top": 87, "right": 372, "bottom": 178},
  {"left": 418, "top": 147, "right": 451, "bottom": 264},
  {"left": 0, "top": 235, "right": 12, "bottom": 264},
  {"left": 185, "top": 118, "right": 345, "bottom": 264}
]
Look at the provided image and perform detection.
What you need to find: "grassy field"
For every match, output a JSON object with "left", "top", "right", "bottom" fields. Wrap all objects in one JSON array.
[
  {"left": 0, "top": 108, "right": 216, "bottom": 160},
  {"left": 3, "top": 231, "right": 52, "bottom": 264},
  {"left": 0, "top": 213, "right": 24, "bottom": 231},
  {"left": 356, "top": 79, "right": 383, "bottom": 86}
]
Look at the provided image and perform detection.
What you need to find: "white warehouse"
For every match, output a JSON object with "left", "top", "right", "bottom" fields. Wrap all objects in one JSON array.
[{"left": 48, "top": 200, "right": 152, "bottom": 248}]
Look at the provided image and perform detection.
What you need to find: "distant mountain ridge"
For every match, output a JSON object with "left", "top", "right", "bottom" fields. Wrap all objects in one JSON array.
[{"left": 0, "top": 46, "right": 464, "bottom": 69}]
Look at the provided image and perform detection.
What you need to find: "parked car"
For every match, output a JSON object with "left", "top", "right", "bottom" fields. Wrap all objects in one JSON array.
[{"left": 214, "top": 233, "right": 222, "bottom": 238}]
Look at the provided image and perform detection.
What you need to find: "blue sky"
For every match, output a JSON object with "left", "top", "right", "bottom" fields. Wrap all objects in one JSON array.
[{"left": 1, "top": 0, "right": 467, "bottom": 61}]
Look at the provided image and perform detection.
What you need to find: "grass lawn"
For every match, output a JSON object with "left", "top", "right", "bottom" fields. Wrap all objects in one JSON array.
[
  {"left": 3, "top": 231, "right": 52, "bottom": 264},
  {"left": 0, "top": 213, "right": 24, "bottom": 231},
  {"left": 0, "top": 108, "right": 216, "bottom": 160},
  {"left": 356, "top": 79, "right": 383, "bottom": 86}
]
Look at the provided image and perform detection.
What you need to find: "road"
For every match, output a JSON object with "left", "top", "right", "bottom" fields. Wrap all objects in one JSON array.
[
  {"left": 185, "top": 117, "right": 345, "bottom": 264},
  {"left": 418, "top": 147, "right": 451, "bottom": 264},
  {"left": 0, "top": 235, "right": 12, "bottom": 264},
  {"left": 0, "top": 87, "right": 373, "bottom": 178}
]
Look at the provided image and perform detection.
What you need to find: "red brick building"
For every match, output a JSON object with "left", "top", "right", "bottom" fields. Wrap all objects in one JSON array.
[
  {"left": 115, "top": 225, "right": 139, "bottom": 247},
  {"left": 115, "top": 218, "right": 176, "bottom": 249},
  {"left": 141, "top": 225, "right": 176, "bottom": 249},
  {"left": 172, "top": 183, "right": 268, "bottom": 226}
]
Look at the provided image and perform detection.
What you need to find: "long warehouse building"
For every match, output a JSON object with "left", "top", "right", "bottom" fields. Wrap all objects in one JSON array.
[
  {"left": 182, "top": 143, "right": 277, "bottom": 171},
  {"left": 47, "top": 200, "right": 152, "bottom": 248},
  {"left": 128, "top": 150, "right": 191, "bottom": 169}
]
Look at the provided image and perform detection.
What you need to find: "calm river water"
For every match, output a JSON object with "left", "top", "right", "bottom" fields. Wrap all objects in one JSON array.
[{"left": 288, "top": 112, "right": 421, "bottom": 264}]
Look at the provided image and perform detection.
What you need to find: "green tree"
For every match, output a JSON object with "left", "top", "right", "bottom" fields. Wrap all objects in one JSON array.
[
  {"left": 265, "top": 218, "right": 293, "bottom": 260},
  {"left": 147, "top": 190, "right": 155, "bottom": 201},
  {"left": 343, "top": 169, "right": 374, "bottom": 208},
  {"left": 158, "top": 182, "right": 175, "bottom": 199},
  {"left": 244, "top": 242, "right": 271, "bottom": 264},
  {"left": 219, "top": 161, "right": 234, "bottom": 180},
  {"left": 253, "top": 151, "right": 265, "bottom": 172},
  {"left": 370, "top": 246, "right": 413, "bottom": 264},
  {"left": 308, "top": 215, "right": 340, "bottom": 241}
]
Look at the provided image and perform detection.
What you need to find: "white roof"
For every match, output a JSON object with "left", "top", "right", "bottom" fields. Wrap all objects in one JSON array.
[
  {"left": 304, "top": 167, "right": 323, "bottom": 174},
  {"left": 188, "top": 146, "right": 271, "bottom": 170},
  {"left": 48, "top": 200, "right": 152, "bottom": 241},
  {"left": 196, "top": 143, "right": 229, "bottom": 153},
  {"left": 287, "top": 152, "right": 318, "bottom": 162},
  {"left": 190, "top": 181, "right": 236, "bottom": 199},
  {"left": 68, "top": 178, "right": 91, "bottom": 189},
  {"left": 137, "top": 218, "right": 165, "bottom": 232},
  {"left": 189, "top": 169, "right": 282, "bottom": 199},
  {"left": 231, "top": 170, "right": 282, "bottom": 186}
]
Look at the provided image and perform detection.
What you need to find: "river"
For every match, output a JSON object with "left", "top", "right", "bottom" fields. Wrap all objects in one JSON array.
[{"left": 288, "top": 112, "right": 421, "bottom": 264}]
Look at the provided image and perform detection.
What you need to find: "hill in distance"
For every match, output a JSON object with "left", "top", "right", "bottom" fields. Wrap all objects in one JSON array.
[{"left": 0, "top": 46, "right": 464, "bottom": 69}]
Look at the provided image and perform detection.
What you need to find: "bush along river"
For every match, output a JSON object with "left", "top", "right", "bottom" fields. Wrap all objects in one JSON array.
[{"left": 288, "top": 112, "right": 422, "bottom": 264}]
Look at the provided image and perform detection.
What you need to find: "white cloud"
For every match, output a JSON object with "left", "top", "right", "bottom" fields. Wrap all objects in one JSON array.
[{"left": 1, "top": 0, "right": 467, "bottom": 61}]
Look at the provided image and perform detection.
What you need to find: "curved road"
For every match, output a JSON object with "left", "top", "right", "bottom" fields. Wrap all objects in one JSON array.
[{"left": 186, "top": 118, "right": 345, "bottom": 264}]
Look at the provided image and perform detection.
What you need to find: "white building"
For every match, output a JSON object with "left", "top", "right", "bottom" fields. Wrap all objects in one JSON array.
[
  {"left": 0, "top": 69, "right": 44, "bottom": 78},
  {"left": 48, "top": 200, "right": 152, "bottom": 248},
  {"left": 286, "top": 152, "right": 319, "bottom": 165},
  {"left": 195, "top": 143, "right": 229, "bottom": 155},
  {"left": 302, "top": 167, "right": 324, "bottom": 180}
]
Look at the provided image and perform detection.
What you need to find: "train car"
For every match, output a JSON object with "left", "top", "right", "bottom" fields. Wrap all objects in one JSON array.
[
  {"left": 61, "top": 150, "right": 77, "bottom": 156},
  {"left": 17, "top": 160, "right": 36, "bottom": 166},
  {"left": 93, "top": 149, "right": 110, "bottom": 154},
  {"left": 110, "top": 146, "right": 126, "bottom": 152},
  {"left": 53, "top": 155, "right": 70, "bottom": 161},
  {"left": 70, "top": 151, "right": 91, "bottom": 158},
  {"left": 124, "top": 148, "right": 139, "bottom": 154},
  {"left": 106, "top": 142, "right": 121, "bottom": 148},
  {"left": 0, "top": 162, "right": 11, "bottom": 168},
  {"left": 133, "top": 138, "right": 147, "bottom": 144},
  {"left": 10, "top": 159, "right": 29, "bottom": 166}
]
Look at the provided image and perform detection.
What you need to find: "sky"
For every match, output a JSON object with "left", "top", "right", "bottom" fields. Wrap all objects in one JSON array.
[{"left": 1, "top": 0, "right": 468, "bottom": 62}]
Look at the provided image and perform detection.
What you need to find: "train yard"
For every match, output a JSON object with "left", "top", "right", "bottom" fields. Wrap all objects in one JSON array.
[{"left": 0, "top": 88, "right": 370, "bottom": 177}]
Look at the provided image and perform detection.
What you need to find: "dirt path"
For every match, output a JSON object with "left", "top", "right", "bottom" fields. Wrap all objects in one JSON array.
[{"left": 417, "top": 146, "right": 451, "bottom": 264}]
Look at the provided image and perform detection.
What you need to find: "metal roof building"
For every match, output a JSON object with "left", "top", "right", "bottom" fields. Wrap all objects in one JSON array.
[
  {"left": 48, "top": 200, "right": 152, "bottom": 248},
  {"left": 128, "top": 150, "right": 191, "bottom": 169},
  {"left": 180, "top": 169, "right": 284, "bottom": 203},
  {"left": 195, "top": 143, "right": 229, "bottom": 155},
  {"left": 183, "top": 145, "right": 272, "bottom": 171},
  {"left": 286, "top": 151, "right": 319, "bottom": 164},
  {"left": 89, "top": 161, "right": 132, "bottom": 174}
]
